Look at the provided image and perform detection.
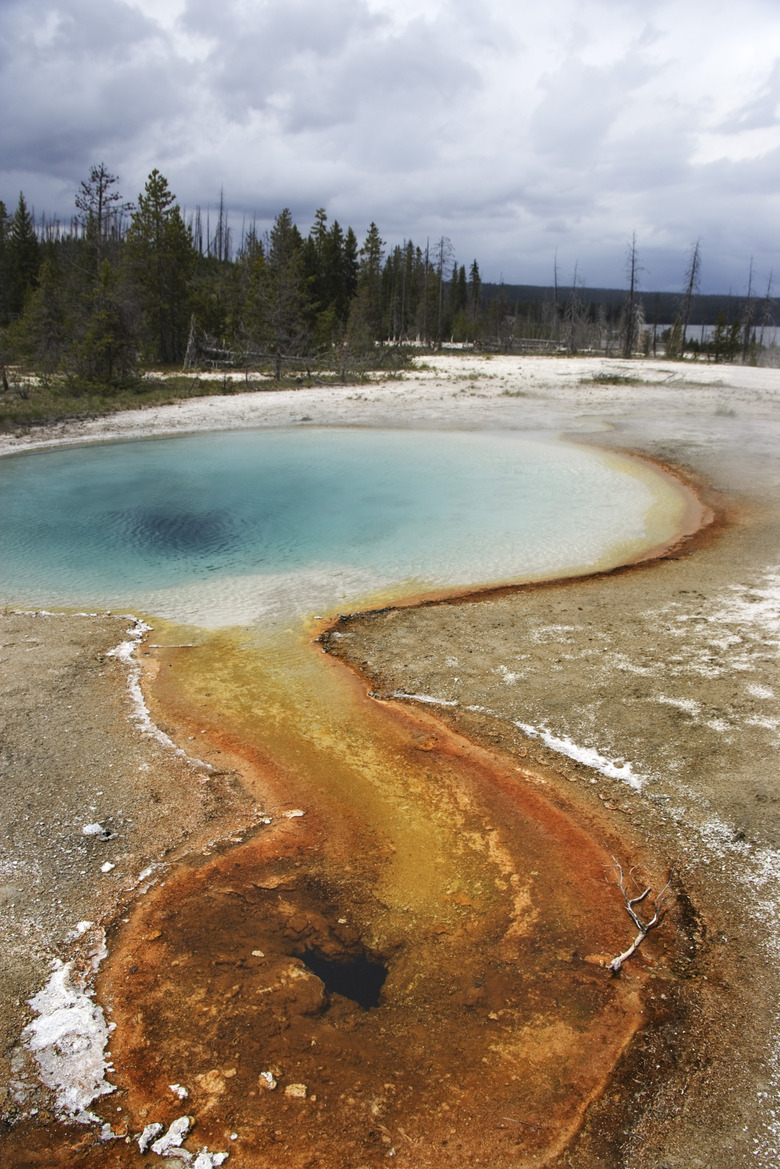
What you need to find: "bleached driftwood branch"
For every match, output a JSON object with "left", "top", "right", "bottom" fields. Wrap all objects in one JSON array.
[{"left": 605, "top": 857, "right": 674, "bottom": 975}]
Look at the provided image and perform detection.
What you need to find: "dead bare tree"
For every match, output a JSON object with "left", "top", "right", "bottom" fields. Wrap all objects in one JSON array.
[
  {"left": 621, "top": 231, "right": 644, "bottom": 358},
  {"left": 604, "top": 857, "right": 674, "bottom": 975},
  {"left": 759, "top": 270, "right": 774, "bottom": 350},
  {"left": 677, "top": 239, "right": 701, "bottom": 358},
  {"left": 741, "top": 256, "right": 756, "bottom": 363},
  {"left": 432, "top": 235, "right": 454, "bottom": 350},
  {"left": 75, "top": 163, "right": 133, "bottom": 275},
  {"left": 565, "top": 262, "right": 588, "bottom": 354}
]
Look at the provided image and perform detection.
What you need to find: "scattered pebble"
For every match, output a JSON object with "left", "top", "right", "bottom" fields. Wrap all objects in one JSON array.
[
  {"left": 138, "top": 1122, "right": 164, "bottom": 1152},
  {"left": 151, "top": 1115, "right": 191, "bottom": 1155},
  {"left": 82, "top": 822, "right": 114, "bottom": 840}
]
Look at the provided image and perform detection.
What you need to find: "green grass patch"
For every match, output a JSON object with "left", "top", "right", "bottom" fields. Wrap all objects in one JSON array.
[{"left": 0, "top": 373, "right": 260, "bottom": 433}]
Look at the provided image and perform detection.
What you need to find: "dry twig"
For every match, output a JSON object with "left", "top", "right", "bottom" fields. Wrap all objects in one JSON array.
[{"left": 604, "top": 856, "right": 674, "bottom": 975}]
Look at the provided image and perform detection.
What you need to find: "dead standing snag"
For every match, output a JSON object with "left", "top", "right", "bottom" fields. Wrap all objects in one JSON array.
[{"left": 605, "top": 857, "right": 674, "bottom": 975}]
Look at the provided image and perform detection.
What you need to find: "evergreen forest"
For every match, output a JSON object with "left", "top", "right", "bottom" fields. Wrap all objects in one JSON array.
[{"left": 0, "top": 165, "right": 776, "bottom": 429}]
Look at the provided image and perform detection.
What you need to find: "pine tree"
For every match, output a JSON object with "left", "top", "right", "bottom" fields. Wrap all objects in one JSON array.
[
  {"left": 0, "top": 200, "right": 10, "bottom": 323},
  {"left": 324, "top": 220, "right": 350, "bottom": 327},
  {"left": 727, "top": 316, "right": 742, "bottom": 362},
  {"left": 7, "top": 258, "right": 67, "bottom": 372},
  {"left": 125, "top": 170, "right": 195, "bottom": 364},
  {"left": 453, "top": 264, "right": 467, "bottom": 315},
  {"left": 711, "top": 311, "right": 728, "bottom": 363},
  {"left": 468, "top": 260, "right": 482, "bottom": 324},
  {"left": 354, "top": 223, "right": 385, "bottom": 341},
  {"left": 69, "top": 261, "right": 136, "bottom": 385},
  {"left": 343, "top": 227, "right": 359, "bottom": 308},
  {"left": 448, "top": 265, "right": 469, "bottom": 342},
  {"left": 7, "top": 192, "right": 40, "bottom": 318},
  {"left": 302, "top": 209, "right": 338, "bottom": 346},
  {"left": 246, "top": 208, "right": 310, "bottom": 379}
]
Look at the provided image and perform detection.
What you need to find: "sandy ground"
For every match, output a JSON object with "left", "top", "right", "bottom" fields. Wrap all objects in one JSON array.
[{"left": 2, "top": 353, "right": 780, "bottom": 1167}]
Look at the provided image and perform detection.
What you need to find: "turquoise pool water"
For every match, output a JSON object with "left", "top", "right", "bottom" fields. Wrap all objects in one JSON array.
[{"left": 0, "top": 427, "right": 683, "bottom": 626}]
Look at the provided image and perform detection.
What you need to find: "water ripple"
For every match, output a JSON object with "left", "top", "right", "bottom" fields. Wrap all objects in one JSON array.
[{"left": 106, "top": 507, "right": 242, "bottom": 562}]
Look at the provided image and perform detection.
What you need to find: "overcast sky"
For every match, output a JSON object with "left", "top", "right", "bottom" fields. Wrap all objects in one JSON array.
[{"left": 2, "top": 0, "right": 779, "bottom": 293}]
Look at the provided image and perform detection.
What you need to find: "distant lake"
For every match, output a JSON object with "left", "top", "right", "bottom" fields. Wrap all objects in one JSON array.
[{"left": 655, "top": 323, "right": 780, "bottom": 346}]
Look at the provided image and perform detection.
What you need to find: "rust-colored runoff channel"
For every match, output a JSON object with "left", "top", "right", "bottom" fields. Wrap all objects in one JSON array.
[{"left": 70, "top": 615, "right": 662, "bottom": 1169}]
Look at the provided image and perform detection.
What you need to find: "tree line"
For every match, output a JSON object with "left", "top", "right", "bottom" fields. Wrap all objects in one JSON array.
[
  {"left": 0, "top": 165, "right": 487, "bottom": 387},
  {"left": 0, "top": 165, "right": 774, "bottom": 389}
]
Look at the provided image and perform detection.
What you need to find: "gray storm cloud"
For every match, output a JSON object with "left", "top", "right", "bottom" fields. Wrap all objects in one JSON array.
[{"left": 1, "top": 0, "right": 778, "bottom": 291}]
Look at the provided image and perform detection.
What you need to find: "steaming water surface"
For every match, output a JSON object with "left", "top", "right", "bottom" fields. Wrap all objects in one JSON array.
[{"left": 0, "top": 427, "right": 687, "bottom": 623}]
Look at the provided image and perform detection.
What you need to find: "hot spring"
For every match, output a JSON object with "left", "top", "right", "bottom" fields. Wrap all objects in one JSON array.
[
  {"left": 0, "top": 426, "right": 691, "bottom": 623},
  {"left": 1, "top": 425, "right": 699, "bottom": 1166}
]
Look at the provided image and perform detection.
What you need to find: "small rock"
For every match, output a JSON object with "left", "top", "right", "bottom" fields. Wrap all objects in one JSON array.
[
  {"left": 258, "top": 1070, "right": 277, "bottom": 1091},
  {"left": 151, "top": 1115, "right": 192, "bottom": 1155},
  {"left": 101, "top": 862, "right": 115, "bottom": 873},
  {"left": 82, "top": 822, "right": 114, "bottom": 839},
  {"left": 284, "top": 1083, "right": 307, "bottom": 1099},
  {"left": 138, "top": 1122, "right": 164, "bottom": 1152},
  {"left": 170, "top": 1083, "right": 189, "bottom": 1099}
]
